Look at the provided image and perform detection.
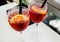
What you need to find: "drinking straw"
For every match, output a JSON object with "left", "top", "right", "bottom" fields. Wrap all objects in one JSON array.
[
  {"left": 19, "top": 0, "right": 22, "bottom": 14},
  {"left": 41, "top": 0, "right": 47, "bottom": 8}
]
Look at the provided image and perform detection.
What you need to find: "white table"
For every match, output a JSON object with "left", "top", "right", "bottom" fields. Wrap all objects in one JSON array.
[{"left": 0, "top": 2, "right": 60, "bottom": 42}]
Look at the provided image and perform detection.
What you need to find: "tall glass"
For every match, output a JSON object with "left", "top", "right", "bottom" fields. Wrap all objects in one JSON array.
[{"left": 7, "top": 6, "right": 30, "bottom": 42}]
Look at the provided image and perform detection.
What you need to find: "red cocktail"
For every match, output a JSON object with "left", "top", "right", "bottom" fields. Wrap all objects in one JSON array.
[
  {"left": 8, "top": 9, "right": 30, "bottom": 32},
  {"left": 29, "top": 3, "right": 47, "bottom": 23}
]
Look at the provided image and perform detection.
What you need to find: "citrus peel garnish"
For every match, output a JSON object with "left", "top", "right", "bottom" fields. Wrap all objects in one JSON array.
[
  {"left": 32, "top": 6, "right": 47, "bottom": 14},
  {"left": 10, "top": 14, "right": 29, "bottom": 23}
]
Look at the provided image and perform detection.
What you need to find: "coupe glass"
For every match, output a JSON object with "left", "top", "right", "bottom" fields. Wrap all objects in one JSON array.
[
  {"left": 28, "top": 3, "right": 47, "bottom": 26},
  {"left": 7, "top": 6, "right": 30, "bottom": 42},
  {"left": 28, "top": 3, "right": 48, "bottom": 41}
]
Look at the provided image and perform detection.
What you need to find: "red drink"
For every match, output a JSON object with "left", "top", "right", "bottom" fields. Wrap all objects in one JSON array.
[
  {"left": 29, "top": 4, "right": 47, "bottom": 23},
  {"left": 8, "top": 11, "right": 29, "bottom": 32}
]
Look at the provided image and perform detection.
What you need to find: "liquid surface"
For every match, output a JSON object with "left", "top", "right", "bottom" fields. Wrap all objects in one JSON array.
[
  {"left": 8, "top": 12, "right": 29, "bottom": 32},
  {"left": 29, "top": 4, "right": 47, "bottom": 23}
]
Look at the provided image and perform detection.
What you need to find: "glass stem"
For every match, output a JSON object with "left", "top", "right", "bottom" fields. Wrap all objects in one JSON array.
[
  {"left": 20, "top": 31, "right": 22, "bottom": 34},
  {"left": 36, "top": 23, "right": 38, "bottom": 27},
  {"left": 20, "top": 31, "right": 24, "bottom": 42}
]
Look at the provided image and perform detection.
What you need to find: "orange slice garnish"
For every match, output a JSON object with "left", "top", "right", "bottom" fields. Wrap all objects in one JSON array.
[
  {"left": 32, "top": 6, "right": 47, "bottom": 14},
  {"left": 10, "top": 14, "right": 29, "bottom": 23}
]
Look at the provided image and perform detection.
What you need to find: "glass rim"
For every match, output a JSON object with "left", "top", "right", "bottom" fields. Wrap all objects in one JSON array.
[
  {"left": 28, "top": 3, "right": 47, "bottom": 10},
  {"left": 28, "top": 3, "right": 48, "bottom": 14}
]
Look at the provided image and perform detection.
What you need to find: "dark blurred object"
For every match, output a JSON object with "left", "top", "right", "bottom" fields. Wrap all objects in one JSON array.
[
  {"left": 22, "top": 3, "right": 28, "bottom": 8},
  {"left": 8, "top": 0, "right": 13, "bottom": 2},
  {"left": 0, "top": 0, "right": 7, "bottom": 6},
  {"left": 0, "top": 0, "right": 13, "bottom": 6}
]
